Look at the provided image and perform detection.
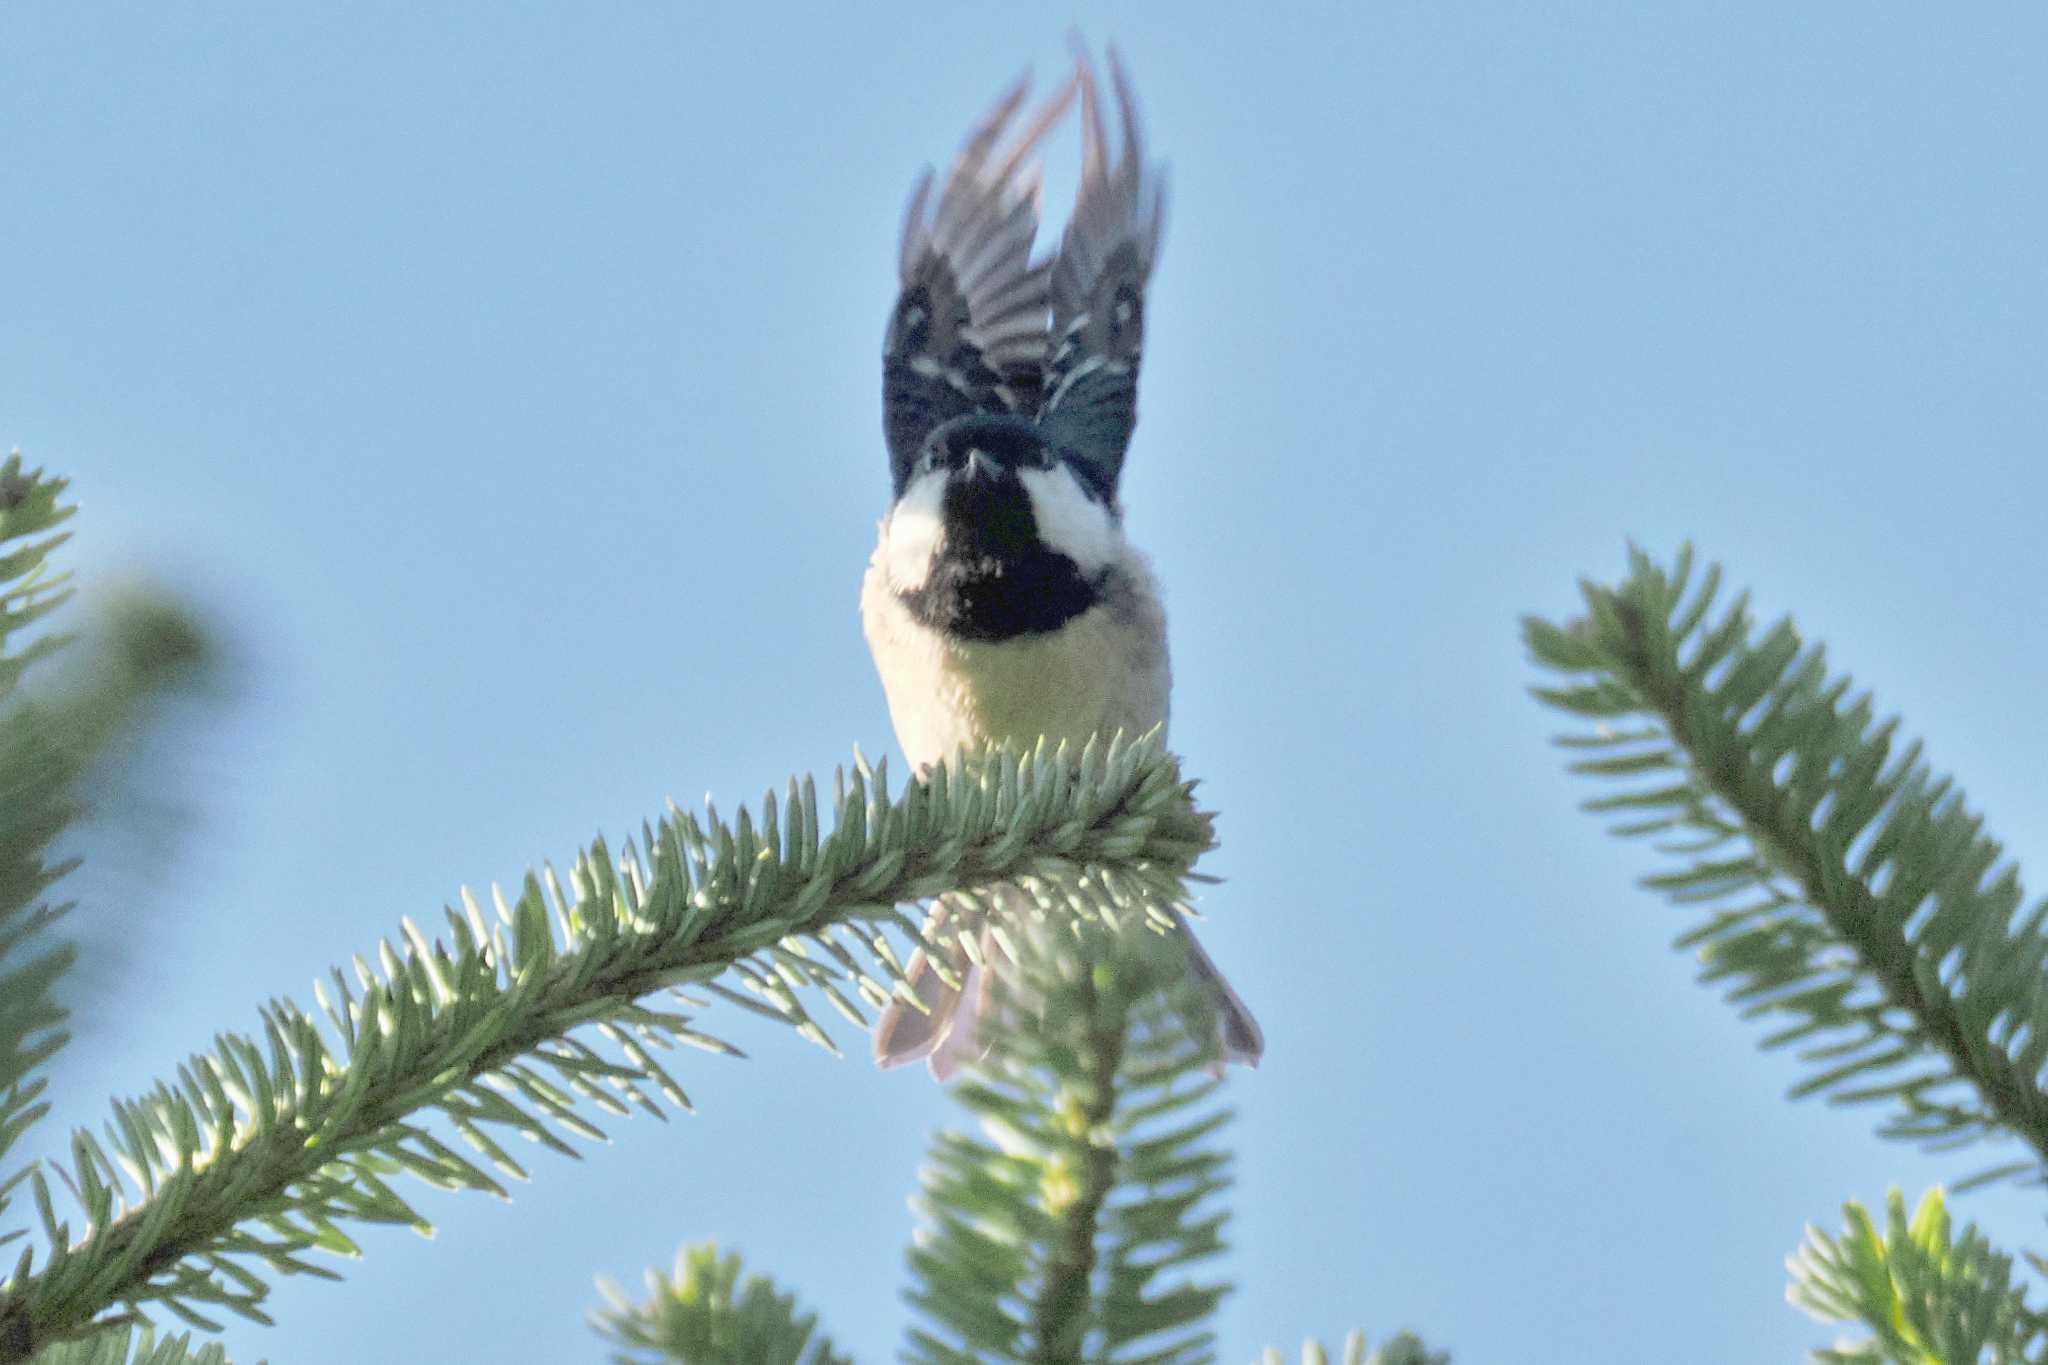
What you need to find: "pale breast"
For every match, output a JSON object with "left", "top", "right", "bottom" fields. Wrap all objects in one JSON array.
[{"left": 860, "top": 545, "right": 1170, "bottom": 771}]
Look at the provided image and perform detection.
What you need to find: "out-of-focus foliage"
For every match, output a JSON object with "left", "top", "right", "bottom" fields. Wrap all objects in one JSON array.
[
  {"left": 592, "top": 1244, "right": 850, "bottom": 1365},
  {"left": 1531, "top": 546, "right": 2048, "bottom": 1361},
  {"left": 1, "top": 456, "right": 210, "bottom": 1310},
  {"left": 30, "top": 1324, "right": 233, "bottom": 1365},
  {"left": 1789, "top": 1188, "right": 2048, "bottom": 1365},
  {"left": 902, "top": 916, "right": 1233, "bottom": 1365},
  {"left": 1528, "top": 546, "right": 2048, "bottom": 1182},
  {"left": 1257, "top": 1333, "right": 1448, "bottom": 1365}
]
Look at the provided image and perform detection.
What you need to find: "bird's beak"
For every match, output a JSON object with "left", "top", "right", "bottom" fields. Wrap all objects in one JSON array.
[{"left": 961, "top": 448, "right": 996, "bottom": 481}]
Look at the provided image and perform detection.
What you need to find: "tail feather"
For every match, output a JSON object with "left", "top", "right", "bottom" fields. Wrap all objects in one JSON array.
[
  {"left": 926, "top": 937, "right": 997, "bottom": 1081},
  {"left": 873, "top": 911, "right": 1262, "bottom": 1079},
  {"left": 872, "top": 943, "right": 968, "bottom": 1070},
  {"left": 1180, "top": 924, "right": 1264, "bottom": 1071}
]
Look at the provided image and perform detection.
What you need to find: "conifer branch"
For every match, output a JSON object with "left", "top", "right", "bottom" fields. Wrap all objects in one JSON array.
[
  {"left": 27, "top": 1324, "right": 229, "bottom": 1365},
  {"left": 0, "top": 455, "right": 85, "bottom": 1150},
  {"left": 904, "top": 918, "right": 1231, "bottom": 1365},
  {"left": 0, "top": 458, "right": 209, "bottom": 1290},
  {"left": 1025, "top": 963, "right": 1125, "bottom": 1364},
  {"left": 1527, "top": 547, "right": 2048, "bottom": 1185},
  {"left": 0, "top": 736, "right": 1213, "bottom": 1362},
  {"left": 591, "top": 1243, "right": 850, "bottom": 1365},
  {"left": 1258, "top": 1334, "right": 1447, "bottom": 1365},
  {"left": 1789, "top": 1187, "right": 2048, "bottom": 1364}
]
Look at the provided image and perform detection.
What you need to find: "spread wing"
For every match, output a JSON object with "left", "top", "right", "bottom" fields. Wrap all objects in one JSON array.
[
  {"left": 1038, "top": 49, "right": 1165, "bottom": 500},
  {"left": 883, "top": 74, "right": 1078, "bottom": 496}
]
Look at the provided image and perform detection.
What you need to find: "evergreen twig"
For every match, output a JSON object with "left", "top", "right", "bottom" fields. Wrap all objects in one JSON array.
[
  {"left": 904, "top": 917, "right": 1232, "bottom": 1365},
  {"left": 592, "top": 1243, "right": 850, "bottom": 1365},
  {"left": 1527, "top": 546, "right": 2048, "bottom": 1184},
  {"left": 1789, "top": 1187, "right": 2048, "bottom": 1364},
  {"left": 0, "top": 735, "right": 1213, "bottom": 1361}
]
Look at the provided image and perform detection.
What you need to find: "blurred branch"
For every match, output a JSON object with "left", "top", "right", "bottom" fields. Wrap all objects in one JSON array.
[
  {"left": 903, "top": 916, "right": 1232, "bottom": 1365},
  {"left": 591, "top": 1244, "right": 850, "bottom": 1365},
  {"left": 1527, "top": 546, "right": 2048, "bottom": 1188},
  {"left": 1, "top": 457, "right": 212, "bottom": 1279},
  {"left": 28, "top": 1323, "right": 232, "bottom": 1365},
  {"left": 1257, "top": 1335, "right": 1448, "bottom": 1365},
  {"left": 0, "top": 455, "right": 85, "bottom": 1135},
  {"left": 56, "top": 589, "right": 225, "bottom": 1024},
  {"left": 1789, "top": 1187, "right": 2048, "bottom": 1364}
]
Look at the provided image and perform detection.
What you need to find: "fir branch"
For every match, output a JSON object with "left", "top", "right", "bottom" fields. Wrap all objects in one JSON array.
[
  {"left": 0, "top": 734, "right": 1213, "bottom": 1362},
  {"left": 904, "top": 916, "right": 1231, "bottom": 1365},
  {"left": 591, "top": 1243, "right": 851, "bottom": 1365},
  {"left": 28, "top": 1324, "right": 233, "bottom": 1365},
  {"left": 0, "top": 455, "right": 77, "bottom": 701},
  {"left": 0, "top": 457, "right": 210, "bottom": 1265},
  {"left": 0, "top": 455, "right": 82, "bottom": 1133},
  {"left": 1258, "top": 1335, "right": 1447, "bottom": 1365},
  {"left": 1788, "top": 1187, "right": 2048, "bottom": 1364},
  {"left": 1527, "top": 546, "right": 2048, "bottom": 1184},
  {"left": 1025, "top": 958, "right": 1123, "bottom": 1363}
]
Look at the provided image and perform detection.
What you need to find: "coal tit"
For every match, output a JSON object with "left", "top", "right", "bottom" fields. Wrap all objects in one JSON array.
[{"left": 864, "top": 49, "right": 1262, "bottom": 1078}]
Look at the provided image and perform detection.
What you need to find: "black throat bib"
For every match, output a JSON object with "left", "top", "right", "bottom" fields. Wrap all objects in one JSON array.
[{"left": 900, "top": 473, "right": 1104, "bottom": 641}]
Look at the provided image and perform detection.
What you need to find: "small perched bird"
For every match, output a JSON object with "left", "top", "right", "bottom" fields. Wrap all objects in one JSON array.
[{"left": 862, "top": 48, "right": 1263, "bottom": 1079}]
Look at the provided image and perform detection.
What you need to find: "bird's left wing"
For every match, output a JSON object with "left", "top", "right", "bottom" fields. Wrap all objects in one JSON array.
[
  {"left": 883, "top": 73, "right": 1078, "bottom": 495},
  {"left": 1037, "top": 49, "right": 1165, "bottom": 501}
]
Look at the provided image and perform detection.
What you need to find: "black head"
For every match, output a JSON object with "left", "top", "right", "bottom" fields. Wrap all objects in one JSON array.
[{"left": 898, "top": 413, "right": 1052, "bottom": 496}]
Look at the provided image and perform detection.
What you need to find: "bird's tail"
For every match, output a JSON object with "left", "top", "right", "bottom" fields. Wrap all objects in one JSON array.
[
  {"left": 872, "top": 898, "right": 1262, "bottom": 1080},
  {"left": 1177, "top": 921, "right": 1266, "bottom": 1073},
  {"left": 870, "top": 928, "right": 994, "bottom": 1082}
]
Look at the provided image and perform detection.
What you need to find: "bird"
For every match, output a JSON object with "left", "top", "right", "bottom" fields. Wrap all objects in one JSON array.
[{"left": 860, "top": 47, "right": 1263, "bottom": 1080}]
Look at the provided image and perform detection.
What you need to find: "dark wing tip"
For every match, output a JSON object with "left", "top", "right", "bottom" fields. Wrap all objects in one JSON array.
[
  {"left": 885, "top": 67, "right": 1086, "bottom": 492},
  {"left": 1039, "top": 40, "right": 1165, "bottom": 495},
  {"left": 896, "top": 169, "right": 936, "bottom": 279}
]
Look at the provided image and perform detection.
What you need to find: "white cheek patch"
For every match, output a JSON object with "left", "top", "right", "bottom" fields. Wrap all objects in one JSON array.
[
  {"left": 1018, "top": 464, "right": 1117, "bottom": 576},
  {"left": 883, "top": 471, "right": 948, "bottom": 590}
]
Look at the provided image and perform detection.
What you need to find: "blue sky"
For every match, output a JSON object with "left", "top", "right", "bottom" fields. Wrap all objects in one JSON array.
[{"left": 6, "top": 5, "right": 2047, "bottom": 1362}]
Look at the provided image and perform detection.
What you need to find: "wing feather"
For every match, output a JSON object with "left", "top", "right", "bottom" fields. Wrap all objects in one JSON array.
[
  {"left": 1039, "top": 47, "right": 1165, "bottom": 499},
  {"left": 883, "top": 74, "right": 1078, "bottom": 494}
]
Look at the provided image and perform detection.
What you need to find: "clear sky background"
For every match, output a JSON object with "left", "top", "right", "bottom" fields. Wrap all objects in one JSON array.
[{"left": 5, "top": 5, "right": 2046, "bottom": 1362}]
